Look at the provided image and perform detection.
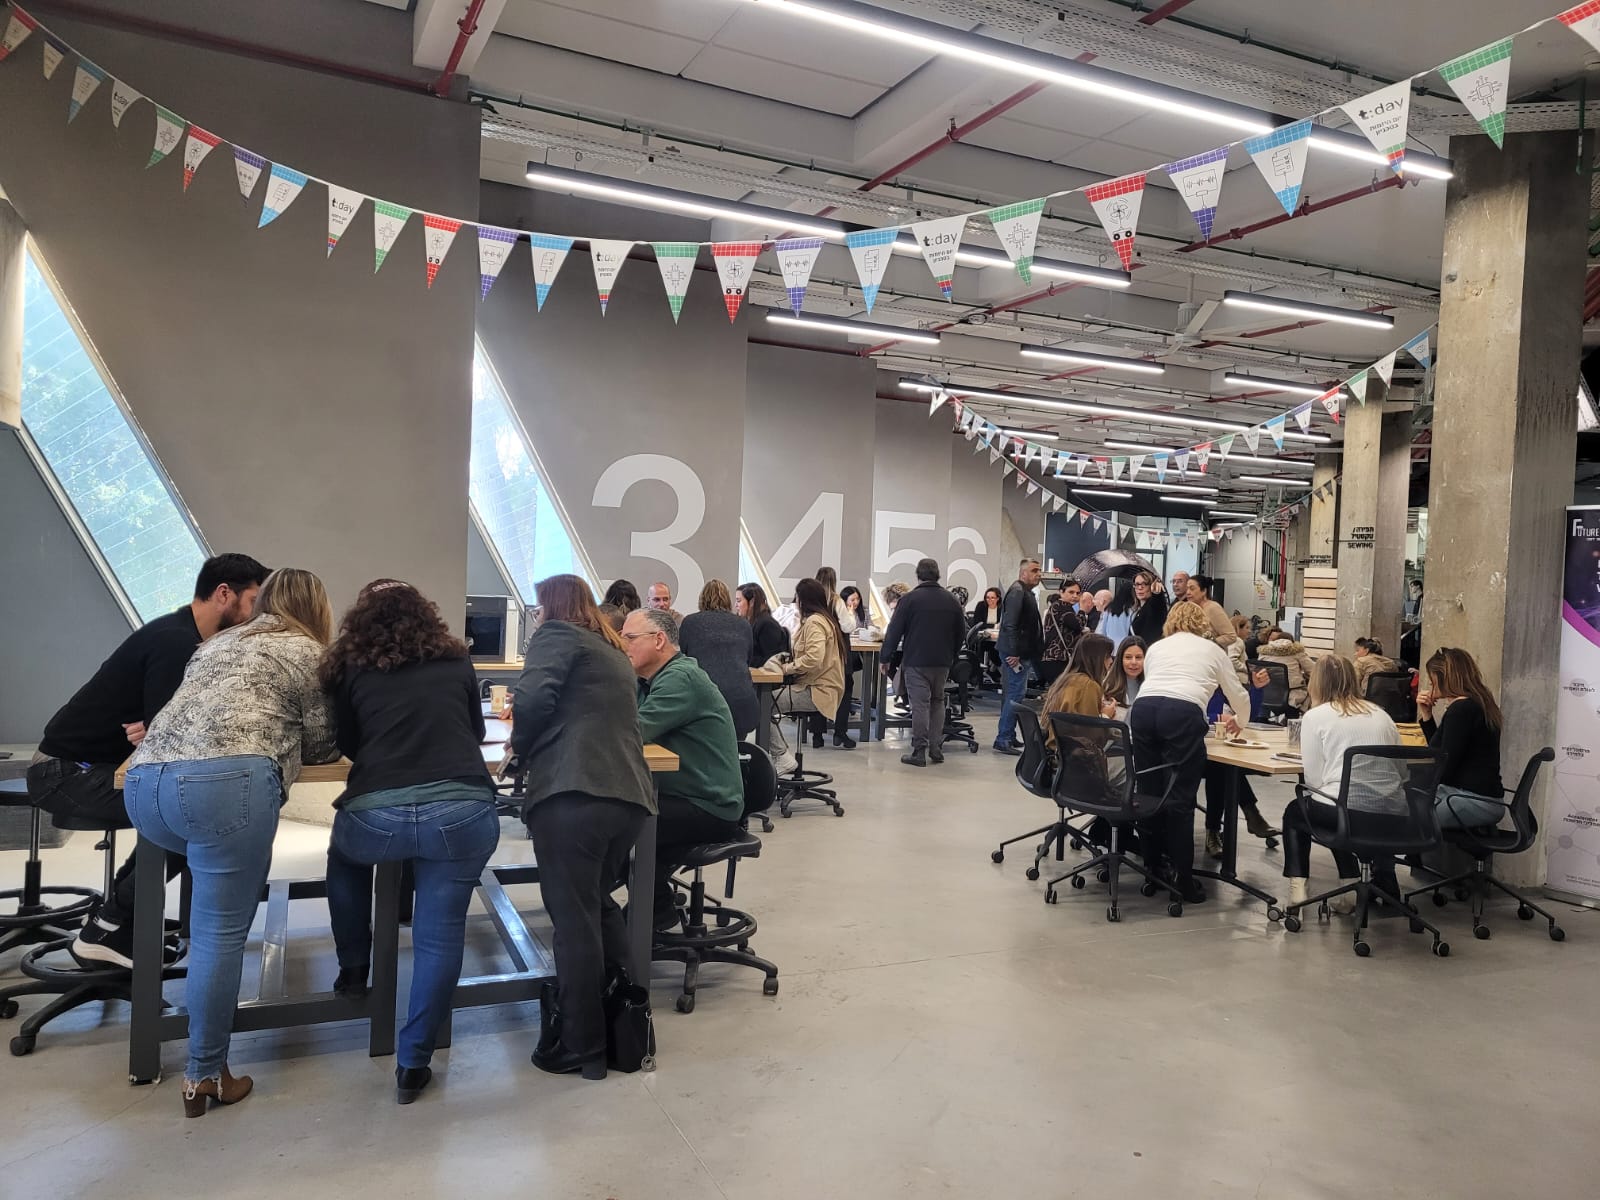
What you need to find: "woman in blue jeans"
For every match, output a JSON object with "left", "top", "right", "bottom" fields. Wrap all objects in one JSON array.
[
  {"left": 1417, "top": 647, "right": 1505, "bottom": 829},
  {"left": 318, "top": 580, "right": 501, "bottom": 1105},
  {"left": 125, "top": 568, "right": 338, "bottom": 1118}
]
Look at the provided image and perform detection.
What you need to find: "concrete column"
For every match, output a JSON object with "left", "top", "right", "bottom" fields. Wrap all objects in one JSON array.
[
  {"left": 1334, "top": 395, "right": 1410, "bottom": 655},
  {"left": 0, "top": 198, "right": 24, "bottom": 430},
  {"left": 1425, "top": 130, "right": 1588, "bottom": 885},
  {"left": 1308, "top": 454, "right": 1339, "bottom": 568}
]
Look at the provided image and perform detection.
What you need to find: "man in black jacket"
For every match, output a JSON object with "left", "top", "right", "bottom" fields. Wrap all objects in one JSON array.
[
  {"left": 994, "top": 557, "right": 1043, "bottom": 755},
  {"left": 880, "top": 558, "right": 967, "bottom": 767}
]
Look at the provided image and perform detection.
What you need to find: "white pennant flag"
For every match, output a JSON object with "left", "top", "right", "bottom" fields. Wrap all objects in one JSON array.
[
  {"left": 1163, "top": 147, "right": 1229, "bottom": 242},
  {"left": 845, "top": 227, "right": 898, "bottom": 312},
  {"left": 929, "top": 390, "right": 948, "bottom": 417},
  {"left": 711, "top": 242, "right": 761, "bottom": 323},
  {"left": 1083, "top": 174, "right": 1146, "bottom": 271},
  {"left": 1026, "top": 480, "right": 1038, "bottom": 496},
  {"left": 109, "top": 77, "right": 142, "bottom": 127},
  {"left": 1562, "top": 4, "right": 1600, "bottom": 57},
  {"left": 1292, "top": 403, "right": 1313, "bottom": 434},
  {"left": 989, "top": 448, "right": 1001, "bottom": 465},
  {"left": 1439, "top": 39, "right": 1513, "bottom": 149},
  {"left": 0, "top": 8, "right": 36, "bottom": 63},
  {"left": 326, "top": 185, "right": 363, "bottom": 256},
  {"left": 1110, "top": 458, "right": 1126, "bottom": 482},
  {"left": 1217, "top": 434, "right": 1235, "bottom": 462},
  {"left": 1175, "top": 450, "right": 1190, "bottom": 477},
  {"left": 1052, "top": 497, "right": 1065, "bottom": 512},
  {"left": 147, "top": 106, "right": 185, "bottom": 168},
  {"left": 589, "top": 239, "right": 634, "bottom": 315},
  {"left": 1039, "top": 488, "right": 1050, "bottom": 509},
  {"left": 1129, "top": 453, "right": 1145, "bottom": 480},
  {"left": 1243, "top": 426, "right": 1262, "bottom": 453},
  {"left": 180, "top": 127, "right": 221, "bottom": 191},
  {"left": 772, "top": 237, "right": 824, "bottom": 314},
  {"left": 1348, "top": 371, "right": 1370, "bottom": 406},
  {"left": 984, "top": 198, "right": 1045, "bottom": 283},
  {"left": 476, "top": 227, "right": 518, "bottom": 299},
  {"left": 41, "top": 36, "right": 63, "bottom": 80},
  {"left": 1340, "top": 80, "right": 1413, "bottom": 175},
  {"left": 1002, "top": 462, "right": 1015, "bottom": 479},
  {"left": 912, "top": 215, "right": 967, "bottom": 300},
  {"left": 68, "top": 61, "right": 105, "bottom": 122},
  {"left": 233, "top": 147, "right": 266, "bottom": 202},
  {"left": 1195, "top": 444, "right": 1212, "bottom": 473},
  {"left": 257, "top": 164, "right": 308, "bottom": 228},
  {"left": 372, "top": 201, "right": 412, "bottom": 272},
  {"left": 423, "top": 216, "right": 463, "bottom": 288},
  {"left": 1243, "top": 119, "right": 1313, "bottom": 216},
  {"left": 1374, "top": 351, "right": 1397, "bottom": 386},
  {"left": 529, "top": 234, "right": 574, "bottom": 311}
]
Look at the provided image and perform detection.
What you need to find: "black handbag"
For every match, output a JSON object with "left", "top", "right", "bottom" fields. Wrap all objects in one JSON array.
[{"left": 603, "top": 969, "right": 655, "bottom": 1073}]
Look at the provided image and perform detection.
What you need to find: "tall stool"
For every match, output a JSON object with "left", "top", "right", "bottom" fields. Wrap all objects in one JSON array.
[
  {"left": 0, "top": 779, "right": 98, "bottom": 957},
  {"left": 774, "top": 712, "right": 843, "bottom": 818}
]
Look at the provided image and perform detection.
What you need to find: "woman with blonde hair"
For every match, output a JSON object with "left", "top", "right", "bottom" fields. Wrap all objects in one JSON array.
[
  {"left": 1419, "top": 647, "right": 1504, "bottom": 828},
  {"left": 124, "top": 568, "right": 339, "bottom": 1117},
  {"left": 679, "top": 579, "right": 758, "bottom": 739},
  {"left": 1279, "top": 654, "right": 1402, "bottom": 912}
]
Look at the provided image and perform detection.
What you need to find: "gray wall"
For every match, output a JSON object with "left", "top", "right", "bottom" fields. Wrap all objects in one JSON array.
[
  {"left": 743, "top": 344, "right": 876, "bottom": 597},
  {"left": 0, "top": 431, "right": 134, "bottom": 743},
  {"left": 0, "top": 9, "right": 481, "bottom": 621},
  {"left": 947, "top": 434, "right": 1002, "bottom": 600},
  {"left": 872, "top": 399, "right": 953, "bottom": 587}
]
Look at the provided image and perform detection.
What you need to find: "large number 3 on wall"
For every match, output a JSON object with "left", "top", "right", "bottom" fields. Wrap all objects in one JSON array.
[{"left": 592, "top": 454, "right": 706, "bottom": 603}]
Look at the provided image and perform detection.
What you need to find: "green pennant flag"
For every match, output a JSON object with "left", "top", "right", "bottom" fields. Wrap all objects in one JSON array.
[
  {"left": 1439, "top": 39, "right": 1513, "bottom": 149},
  {"left": 1348, "top": 368, "right": 1370, "bottom": 406},
  {"left": 984, "top": 197, "right": 1046, "bottom": 284},
  {"left": 652, "top": 242, "right": 699, "bottom": 323}
]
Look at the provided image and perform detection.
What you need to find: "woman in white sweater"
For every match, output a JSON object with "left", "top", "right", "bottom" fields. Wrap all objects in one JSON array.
[
  {"left": 1130, "top": 602, "right": 1249, "bottom": 904},
  {"left": 1280, "top": 654, "right": 1401, "bottom": 913}
]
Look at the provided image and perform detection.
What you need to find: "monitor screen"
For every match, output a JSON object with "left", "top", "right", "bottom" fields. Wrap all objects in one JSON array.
[{"left": 465, "top": 611, "right": 507, "bottom": 660}]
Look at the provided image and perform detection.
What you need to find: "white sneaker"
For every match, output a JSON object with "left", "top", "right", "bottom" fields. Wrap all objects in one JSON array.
[
  {"left": 1328, "top": 882, "right": 1358, "bottom": 916},
  {"left": 1286, "top": 878, "right": 1308, "bottom": 909}
]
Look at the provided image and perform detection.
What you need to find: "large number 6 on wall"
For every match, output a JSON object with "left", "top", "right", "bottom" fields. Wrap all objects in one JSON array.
[
  {"left": 946, "top": 526, "right": 989, "bottom": 599},
  {"left": 592, "top": 453, "right": 707, "bottom": 603}
]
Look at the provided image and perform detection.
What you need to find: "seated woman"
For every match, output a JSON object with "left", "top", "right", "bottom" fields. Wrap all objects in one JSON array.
[
  {"left": 1103, "top": 635, "right": 1147, "bottom": 721},
  {"left": 320, "top": 580, "right": 501, "bottom": 1105},
  {"left": 773, "top": 577, "right": 847, "bottom": 774},
  {"left": 124, "top": 568, "right": 338, "bottom": 1117},
  {"left": 970, "top": 585, "right": 1005, "bottom": 685},
  {"left": 736, "top": 581, "right": 790, "bottom": 667},
  {"left": 1037, "top": 577, "right": 1084, "bottom": 689},
  {"left": 1040, "top": 633, "right": 1116, "bottom": 733},
  {"left": 511, "top": 574, "right": 655, "bottom": 1081},
  {"left": 679, "top": 579, "right": 759, "bottom": 740},
  {"left": 1129, "top": 601, "right": 1249, "bottom": 904},
  {"left": 1418, "top": 647, "right": 1504, "bottom": 829},
  {"left": 602, "top": 579, "right": 641, "bottom": 615},
  {"left": 1279, "top": 654, "right": 1402, "bottom": 913},
  {"left": 1257, "top": 629, "right": 1316, "bottom": 714}
]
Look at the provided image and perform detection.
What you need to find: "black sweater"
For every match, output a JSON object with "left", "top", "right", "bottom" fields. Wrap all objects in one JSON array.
[
  {"left": 1420, "top": 696, "right": 1503, "bottom": 798},
  {"left": 748, "top": 613, "right": 791, "bottom": 667},
  {"left": 1130, "top": 592, "right": 1169, "bottom": 645},
  {"left": 882, "top": 581, "right": 967, "bottom": 669},
  {"left": 39, "top": 607, "right": 202, "bottom": 765},
  {"left": 331, "top": 657, "right": 492, "bottom": 807}
]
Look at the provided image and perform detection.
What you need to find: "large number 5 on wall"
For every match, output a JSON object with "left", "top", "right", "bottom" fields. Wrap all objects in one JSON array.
[{"left": 592, "top": 453, "right": 707, "bottom": 603}]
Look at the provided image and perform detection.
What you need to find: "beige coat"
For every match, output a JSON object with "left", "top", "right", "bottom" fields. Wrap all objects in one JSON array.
[
  {"left": 1354, "top": 652, "right": 1401, "bottom": 691},
  {"left": 787, "top": 613, "right": 845, "bottom": 716},
  {"left": 1202, "top": 599, "right": 1237, "bottom": 647},
  {"left": 1258, "top": 637, "right": 1315, "bottom": 711}
]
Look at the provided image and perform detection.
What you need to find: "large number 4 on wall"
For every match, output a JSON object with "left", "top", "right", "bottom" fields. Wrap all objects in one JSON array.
[
  {"left": 592, "top": 453, "right": 707, "bottom": 603},
  {"left": 764, "top": 491, "right": 844, "bottom": 598}
]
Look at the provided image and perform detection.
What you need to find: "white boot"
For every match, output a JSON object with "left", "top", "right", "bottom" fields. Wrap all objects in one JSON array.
[
  {"left": 1286, "top": 877, "right": 1308, "bottom": 910},
  {"left": 1328, "top": 879, "right": 1358, "bottom": 915}
]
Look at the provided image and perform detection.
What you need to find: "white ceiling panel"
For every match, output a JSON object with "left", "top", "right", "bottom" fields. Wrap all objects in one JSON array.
[
  {"left": 496, "top": 0, "right": 725, "bottom": 74},
  {"left": 961, "top": 118, "right": 1091, "bottom": 165},
  {"left": 499, "top": 0, "right": 742, "bottom": 43},
  {"left": 681, "top": 45, "right": 887, "bottom": 116}
]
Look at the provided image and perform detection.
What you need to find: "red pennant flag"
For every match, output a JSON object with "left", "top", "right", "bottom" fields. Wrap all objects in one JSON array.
[{"left": 1083, "top": 173, "right": 1146, "bottom": 271}]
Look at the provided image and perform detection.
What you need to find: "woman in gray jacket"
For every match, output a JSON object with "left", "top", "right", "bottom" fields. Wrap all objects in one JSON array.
[{"left": 678, "top": 579, "right": 758, "bottom": 739}]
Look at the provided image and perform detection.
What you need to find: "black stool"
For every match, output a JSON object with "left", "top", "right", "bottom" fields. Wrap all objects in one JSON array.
[
  {"left": 0, "top": 778, "right": 98, "bottom": 957},
  {"left": 774, "top": 710, "right": 842, "bottom": 818}
]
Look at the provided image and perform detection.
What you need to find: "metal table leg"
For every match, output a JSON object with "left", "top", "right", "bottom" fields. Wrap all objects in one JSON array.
[
  {"left": 128, "top": 836, "right": 166, "bottom": 1084},
  {"left": 756, "top": 684, "right": 775, "bottom": 755},
  {"left": 368, "top": 861, "right": 401, "bottom": 1057},
  {"left": 857, "top": 649, "right": 877, "bottom": 743},
  {"left": 1192, "top": 767, "right": 1278, "bottom": 908}
]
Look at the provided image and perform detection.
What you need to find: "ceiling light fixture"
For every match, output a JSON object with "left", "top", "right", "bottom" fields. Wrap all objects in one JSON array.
[
  {"left": 1221, "top": 291, "right": 1396, "bottom": 331},
  {"left": 1221, "top": 373, "right": 1336, "bottom": 398},
  {"left": 1161, "top": 496, "right": 1215, "bottom": 508},
  {"left": 1071, "top": 488, "right": 1133, "bottom": 500},
  {"left": 997, "top": 427, "right": 1060, "bottom": 440},
  {"left": 1235, "top": 474, "right": 1305, "bottom": 486},
  {"left": 1019, "top": 346, "right": 1165, "bottom": 375},
  {"left": 1308, "top": 132, "right": 1452, "bottom": 180},
  {"left": 1208, "top": 509, "right": 1259, "bottom": 518},
  {"left": 766, "top": 311, "right": 941, "bottom": 345},
  {"left": 1102, "top": 440, "right": 1318, "bottom": 469},
  {"left": 948, "top": 244, "right": 1131, "bottom": 288}
]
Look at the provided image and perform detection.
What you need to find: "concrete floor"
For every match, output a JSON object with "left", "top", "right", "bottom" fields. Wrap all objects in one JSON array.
[{"left": 1, "top": 702, "right": 1596, "bottom": 1199}]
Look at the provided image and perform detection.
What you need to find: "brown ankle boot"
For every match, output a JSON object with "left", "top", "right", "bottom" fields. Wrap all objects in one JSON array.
[
  {"left": 1243, "top": 803, "right": 1278, "bottom": 839},
  {"left": 182, "top": 1065, "right": 253, "bottom": 1118}
]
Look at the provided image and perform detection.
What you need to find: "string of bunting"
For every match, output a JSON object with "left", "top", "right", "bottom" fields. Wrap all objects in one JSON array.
[{"left": 0, "top": 2, "right": 1594, "bottom": 322}]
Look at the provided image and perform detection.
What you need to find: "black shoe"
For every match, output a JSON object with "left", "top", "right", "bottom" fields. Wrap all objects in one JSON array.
[
  {"left": 832, "top": 734, "right": 857, "bottom": 749},
  {"left": 70, "top": 917, "right": 180, "bottom": 970},
  {"left": 928, "top": 749, "right": 945, "bottom": 764},
  {"left": 333, "top": 966, "right": 370, "bottom": 1001},
  {"left": 991, "top": 742, "right": 1022, "bottom": 756},
  {"left": 536, "top": 980, "right": 562, "bottom": 1058},
  {"left": 812, "top": 731, "right": 825, "bottom": 749},
  {"left": 1176, "top": 878, "right": 1207, "bottom": 905},
  {"left": 653, "top": 904, "right": 683, "bottom": 933},
  {"left": 395, "top": 1065, "right": 432, "bottom": 1104},
  {"left": 532, "top": 1043, "right": 607, "bottom": 1081},
  {"left": 900, "top": 751, "right": 927, "bottom": 768}
]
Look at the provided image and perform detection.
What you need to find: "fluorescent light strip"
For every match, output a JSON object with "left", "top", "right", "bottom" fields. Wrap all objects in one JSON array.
[
  {"left": 1208, "top": 509, "right": 1259, "bottom": 518},
  {"left": 1072, "top": 488, "right": 1133, "bottom": 500},
  {"left": 1222, "top": 373, "right": 1333, "bottom": 398},
  {"left": 997, "top": 427, "right": 1059, "bottom": 440},
  {"left": 1020, "top": 346, "right": 1165, "bottom": 375},
  {"left": 1039, "top": 466, "right": 1218, "bottom": 496},
  {"left": 950, "top": 245, "right": 1130, "bottom": 288},
  {"left": 899, "top": 380, "right": 1332, "bottom": 442},
  {"left": 1221, "top": 291, "right": 1396, "bottom": 331},
  {"left": 1236, "top": 474, "right": 1305, "bottom": 486},
  {"left": 1103, "top": 440, "right": 1317, "bottom": 469},
  {"left": 1162, "top": 496, "right": 1214, "bottom": 508},
  {"left": 766, "top": 311, "right": 941, "bottom": 345},
  {"left": 1309, "top": 132, "right": 1452, "bottom": 180}
]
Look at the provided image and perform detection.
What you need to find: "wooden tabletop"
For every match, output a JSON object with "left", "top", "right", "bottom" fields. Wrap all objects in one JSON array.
[
  {"left": 1204, "top": 725, "right": 1304, "bottom": 776},
  {"left": 751, "top": 667, "right": 784, "bottom": 684},
  {"left": 851, "top": 640, "right": 882, "bottom": 653},
  {"left": 473, "top": 660, "right": 524, "bottom": 673}
]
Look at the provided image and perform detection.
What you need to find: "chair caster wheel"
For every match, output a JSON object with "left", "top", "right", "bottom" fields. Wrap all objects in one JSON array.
[
  {"left": 1024, "top": 867, "right": 1040, "bottom": 881},
  {"left": 1095, "top": 869, "right": 1110, "bottom": 884},
  {"left": 1070, "top": 875, "right": 1086, "bottom": 890},
  {"left": 1517, "top": 904, "right": 1535, "bottom": 921},
  {"left": 967, "top": 742, "right": 979, "bottom": 754},
  {"left": 1353, "top": 941, "right": 1371, "bottom": 957},
  {"left": 0, "top": 1000, "right": 17, "bottom": 1020},
  {"left": 763, "top": 977, "right": 779, "bottom": 996},
  {"left": 1044, "top": 888, "right": 1057, "bottom": 904},
  {"left": 1139, "top": 881, "right": 1159, "bottom": 898},
  {"left": 675, "top": 994, "right": 695, "bottom": 1014},
  {"left": 1452, "top": 886, "right": 1470, "bottom": 902},
  {"left": 781, "top": 809, "right": 793, "bottom": 818},
  {"left": 1105, "top": 906, "right": 1119, "bottom": 923},
  {"left": 1166, "top": 902, "right": 1183, "bottom": 918},
  {"left": 1473, "top": 925, "right": 1490, "bottom": 940},
  {"left": 1432, "top": 941, "right": 1450, "bottom": 958},
  {"left": 1266, "top": 906, "right": 1283, "bottom": 923},
  {"left": 1264, "top": 836, "right": 1279, "bottom": 851},
  {"left": 1551, "top": 925, "right": 1566, "bottom": 942},
  {"left": 10, "top": 1035, "right": 35, "bottom": 1056},
  {"left": 1431, "top": 891, "right": 1447, "bottom": 907},
  {"left": 1409, "top": 918, "right": 1425, "bottom": 935},
  {"left": 1284, "top": 915, "right": 1302, "bottom": 933},
  {"left": 1068, "top": 837, "right": 1083, "bottom": 852},
  {"left": 991, "top": 850, "right": 1004, "bottom": 864}
]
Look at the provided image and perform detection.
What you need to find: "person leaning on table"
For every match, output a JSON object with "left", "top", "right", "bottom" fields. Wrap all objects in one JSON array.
[
  {"left": 510, "top": 574, "right": 656, "bottom": 1082},
  {"left": 124, "top": 567, "right": 339, "bottom": 1119},
  {"left": 318, "top": 579, "right": 501, "bottom": 1106}
]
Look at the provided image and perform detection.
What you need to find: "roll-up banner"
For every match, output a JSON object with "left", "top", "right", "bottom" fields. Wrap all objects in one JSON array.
[{"left": 1552, "top": 505, "right": 1600, "bottom": 905}]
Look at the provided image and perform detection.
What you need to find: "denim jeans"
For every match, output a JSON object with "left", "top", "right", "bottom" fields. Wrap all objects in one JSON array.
[
  {"left": 325, "top": 799, "right": 501, "bottom": 1069},
  {"left": 124, "top": 755, "right": 281, "bottom": 1083},
  {"left": 1435, "top": 785, "right": 1504, "bottom": 830},
  {"left": 995, "top": 658, "right": 1037, "bottom": 747}
]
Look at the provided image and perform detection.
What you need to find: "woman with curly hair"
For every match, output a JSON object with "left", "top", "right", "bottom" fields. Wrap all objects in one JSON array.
[{"left": 320, "top": 579, "right": 500, "bottom": 1106}]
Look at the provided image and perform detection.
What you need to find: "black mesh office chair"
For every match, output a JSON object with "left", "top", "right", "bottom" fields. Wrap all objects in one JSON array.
[
  {"left": 1255, "top": 661, "right": 1291, "bottom": 721},
  {"left": 1363, "top": 670, "right": 1416, "bottom": 723},
  {"left": 990, "top": 706, "right": 1100, "bottom": 878},
  {"left": 939, "top": 656, "right": 981, "bottom": 755},
  {"left": 653, "top": 744, "right": 780, "bottom": 1013},
  {"left": 1277, "top": 745, "right": 1448, "bottom": 958},
  {"left": 0, "top": 779, "right": 97, "bottom": 958},
  {"left": 1405, "top": 748, "right": 1564, "bottom": 942},
  {"left": 1042, "top": 711, "right": 1183, "bottom": 921}
]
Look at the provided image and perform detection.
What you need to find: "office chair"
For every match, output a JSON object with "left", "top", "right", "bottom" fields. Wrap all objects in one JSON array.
[
  {"left": 653, "top": 744, "right": 780, "bottom": 1013},
  {"left": 0, "top": 779, "right": 97, "bottom": 958},
  {"left": 1363, "top": 670, "right": 1416, "bottom": 723},
  {"left": 773, "top": 690, "right": 843, "bottom": 817},
  {"left": 991, "top": 706, "right": 1100, "bottom": 878},
  {"left": 1405, "top": 748, "right": 1564, "bottom": 942},
  {"left": 1276, "top": 745, "right": 1448, "bottom": 958},
  {"left": 1041, "top": 711, "right": 1185, "bottom": 921},
  {"left": 939, "top": 657, "right": 981, "bottom": 755},
  {"left": 1255, "top": 661, "right": 1291, "bottom": 721}
]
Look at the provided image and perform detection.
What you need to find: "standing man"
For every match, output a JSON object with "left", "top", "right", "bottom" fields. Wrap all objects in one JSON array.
[
  {"left": 1171, "top": 570, "right": 1190, "bottom": 602},
  {"left": 28, "top": 553, "right": 270, "bottom": 967},
  {"left": 994, "top": 558, "right": 1043, "bottom": 755},
  {"left": 646, "top": 582, "right": 682, "bottom": 623},
  {"left": 879, "top": 558, "right": 966, "bottom": 768}
]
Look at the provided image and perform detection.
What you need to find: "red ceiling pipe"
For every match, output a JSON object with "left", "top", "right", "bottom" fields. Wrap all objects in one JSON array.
[
  {"left": 433, "top": 0, "right": 488, "bottom": 98},
  {"left": 1139, "top": 0, "right": 1201, "bottom": 24},
  {"left": 1177, "top": 175, "right": 1406, "bottom": 253}
]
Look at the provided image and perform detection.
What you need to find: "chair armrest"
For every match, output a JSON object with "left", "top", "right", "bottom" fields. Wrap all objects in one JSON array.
[
  {"left": 1441, "top": 791, "right": 1507, "bottom": 828},
  {"left": 1133, "top": 762, "right": 1173, "bottom": 777}
]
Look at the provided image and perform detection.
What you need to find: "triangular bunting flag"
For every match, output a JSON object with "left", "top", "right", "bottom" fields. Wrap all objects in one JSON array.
[
  {"left": 1405, "top": 331, "right": 1431, "bottom": 368},
  {"left": 41, "top": 32, "right": 64, "bottom": 79},
  {"left": 1003, "top": 463, "right": 1016, "bottom": 479},
  {"left": 1110, "top": 457, "right": 1126, "bottom": 482},
  {"left": 1243, "top": 426, "right": 1261, "bottom": 453},
  {"left": 181, "top": 126, "right": 221, "bottom": 191},
  {"left": 1243, "top": 119, "right": 1313, "bottom": 216},
  {"left": 109, "top": 77, "right": 142, "bottom": 128},
  {"left": 989, "top": 448, "right": 1001, "bottom": 465},
  {"left": 1175, "top": 450, "right": 1190, "bottom": 477},
  {"left": 1052, "top": 497, "right": 1065, "bottom": 512},
  {"left": 1559, "top": 4, "right": 1600, "bottom": 59},
  {"left": 1154, "top": 453, "right": 1168, "bottom": 484},
  {"left": 1195, "top": 443, "right": 1212, "bottom": 473},
  {"left": 233, "top": 147, "right": 266, "bottom": 201},
  {"left": 1075, "top": 456, "right": 1088, "bottom": 478},
  {"left": 326, "top": 185, "right": 363, "bottom": 256},
  {"left": 772, "top": 237, "right": 824, "bottom": 314},
  {"left": 929, "top": 390, "right": 948, "bottom": 417},
  {"left": 422, "top": 215, "right": 463, "bottom": 288},
  {"left": 1374, "top": 351, "right": 1397, "bottom": 386},
  {"left": 1217, "top": 434, "right": 1235, "bottom": 461},
  {"left": 147, "top": 105, "right": 185, "bottom": 168},
  {"left": 1340, "top": 80, "right": 1413, "bottom": 175},
  {"left": 372, "top": 201, "right": 412, "bottom": 272},
  {"left": 1039, "top": 488, "right": 1051, "bottom": 509},
  {"left": 963, "top": 419, "right": 977, "bottom": 442},
  {"left": 589, "top": 239, "right": 633, "bottom": 315},
  {"left": 712, "top": 242, "right": 761, "bottom": 323},
  {"left": 1439, "top": 39, "right": 1513, "bottom": 148},
  {"left": 1095, "top": 518, "right": 1105, "bottom": 534},
  {"left": 984, "top": 198, "right": 1045, "bottom": 283},
  {"left": 1093, "top": 456, "right": 1109, "bottom": 479},
  {"left": 1317, "top": 388, "right": 1342, "bottom": 424},
  {"left": 1129, "top": 453, "right": 1146, "bottom": 480},
  {"left": 1266, "top": 415, "right": 1286, "bottom": 449},
  {"left": 972, "top": 438, "right": 984, "bottom": 455},
  {"left": 258, "top": 163, "right": 308, "bottom": 228},
  {"left": 1292, "top": 403, "right": 1313, "bottom": 433},
  {"left": 1163, "top": 147, "right": 1229, "bottom": 242},
  {"left": 0, "top": 6, "right": 37, "bottom": 63},
  {"left": 1083, "top": 173, "right": 1146, "bottom": 271},
  {"left": 845, "top": 227, "right": 898, "bottom": 313},
  {"left": 529, "top": 234, "right": 574, "bottom": 311},
  {"left": 652, "top": 242, "right": 699, "bottom": 322},
  {"left": 1078, "top": 510, "right": 1089, "bottom": 527},
  {"left": 912, "top": 215, "right": 967, "bottom": 299},
  {"left": 1026, "top": 480, "right": 1038, "bottom": 496},
  {"left": 67, "top": 60, "right": 104, "bottom": 122},
  {"left": 476, "top": 226, "right": 518, "bottom": 298},
  {"left": 1348, "top": 369, "right": 1370, "bottom": 406}
]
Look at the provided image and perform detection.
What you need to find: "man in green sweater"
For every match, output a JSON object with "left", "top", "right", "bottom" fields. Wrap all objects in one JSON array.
[{"left": 622, "top": 607, "right": 745, "bottom": 930}]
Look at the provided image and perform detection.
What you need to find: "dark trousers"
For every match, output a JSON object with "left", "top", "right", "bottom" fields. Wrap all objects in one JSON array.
[
  {"left": 525, "top": 795, "right": 646, "bottom": 1061},
  {"left": 1278, "top": 802, "right": 1401, "bottom": 886},
  {"left": 654, "top": 793, "right": 742, "bottom": 912},
  {"left": 902, "top": 666, "right": 949, "bottom": 752},
  {"left": 1203, "top": 763, "right": 1258, "bottom": 833},
  {"left": 26, "top": 756, "right": 186, "bottom": 926},
  {"left": 1035, "top": 660, "right": 1067, "bottom": 689},
  {"left": 1130, "top": 698, "right": 1209, "bottom": 885}
]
